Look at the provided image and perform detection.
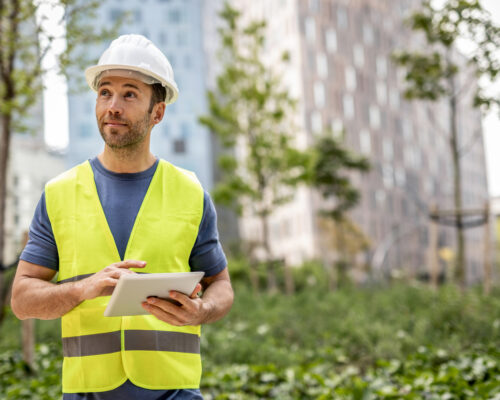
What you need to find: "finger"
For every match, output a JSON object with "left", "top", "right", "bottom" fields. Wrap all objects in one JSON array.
[
  {"left": 142, "top": 302, "right": 185, "bottom": 326},
  {"left": 169, "top": 291, "right": 193, "bottom": 307},
  {"left": 116, "top": 260, "right": 147, "bottom": 269},
  {"left": 146, "top": 296, "right": 187, "bottom": 315},
  {"left": 189, "top": 283, "right": 202, "bottom": 299}
]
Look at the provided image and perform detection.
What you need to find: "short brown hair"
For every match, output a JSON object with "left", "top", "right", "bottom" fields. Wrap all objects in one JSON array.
[{"left": 148, "top": 83, "right": 167, "bottom": 113}]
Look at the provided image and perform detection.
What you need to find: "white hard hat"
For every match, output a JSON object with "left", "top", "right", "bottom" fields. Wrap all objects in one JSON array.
[{"left": 85, "top": 34, "right": 179, "bottom": 104}]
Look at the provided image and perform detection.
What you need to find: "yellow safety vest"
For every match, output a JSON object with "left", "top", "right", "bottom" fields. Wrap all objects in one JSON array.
[{"left": 45, "top": 160, "right": 204, "bottom": 393}]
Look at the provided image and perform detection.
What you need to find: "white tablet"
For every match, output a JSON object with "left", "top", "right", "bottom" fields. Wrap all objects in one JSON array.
[{"left": 104, "top": 271, "right": 205, "bottom": 317}]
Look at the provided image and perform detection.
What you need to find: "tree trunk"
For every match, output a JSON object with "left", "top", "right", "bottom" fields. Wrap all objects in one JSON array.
[
  {"left": 248, "top": 258, "right": 260, "bottom": 293},
  {"left": 0, "top": 113, "right": 12, "bottom": 324},
  {"left": 449, "top": 78, "right": 466, "bottom": 290},
  {"left": 22, "top": 319, "right": 35, "bottom": 372},
  {"left": 260, "top": 214, "right": 277, "bottom": 293},
  {"left": 483, "top": 203, "right": 491, "bottom": 296},
  {"left": 428, "top": 204, "right": 439, "bottom": 289}
]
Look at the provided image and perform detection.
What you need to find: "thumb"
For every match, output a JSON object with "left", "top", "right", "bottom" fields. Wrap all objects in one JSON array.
[{"left": 189, "top": 283, "right": 202, "bottom": 298}]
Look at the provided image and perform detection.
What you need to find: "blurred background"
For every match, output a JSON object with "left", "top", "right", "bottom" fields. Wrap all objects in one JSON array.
[{"left": 0, "top": 0, "right": 499, "bottom": 399}]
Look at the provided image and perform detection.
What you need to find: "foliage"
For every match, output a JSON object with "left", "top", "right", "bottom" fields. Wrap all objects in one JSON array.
[
  {"left": 202, "top": 346, "right": 500, "bottom": 399},
  {"left": 202, "top": 283, "right": 500, "bottom": 369},
  {"left": 1, "top": 283, "right": 499, "bottom": 398},
  {"left": 198, "top": 3, "right": 308, "bottom": 218},
  {"left": 308, "top": 135, "right": 370, "bottom": 221},
  {"left": 0, "top": 343, "right": 61, "bottom": 400},
  {"left": 392, "top": 0, "right": 500, "bottom": 109}
]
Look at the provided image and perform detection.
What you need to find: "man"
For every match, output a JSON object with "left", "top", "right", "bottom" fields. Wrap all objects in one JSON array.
[{"left": 10, "top": 34, "right": 233, "bottom": 400}]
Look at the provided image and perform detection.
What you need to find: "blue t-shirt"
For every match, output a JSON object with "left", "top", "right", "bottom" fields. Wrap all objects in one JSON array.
[{"left": 20, "top": 157, "right": 227, "bottom": 399}]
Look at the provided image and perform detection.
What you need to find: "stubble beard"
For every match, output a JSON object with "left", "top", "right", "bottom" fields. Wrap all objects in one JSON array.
[{"left": 99, "top": 113, "right": 152, "bottom": 150}]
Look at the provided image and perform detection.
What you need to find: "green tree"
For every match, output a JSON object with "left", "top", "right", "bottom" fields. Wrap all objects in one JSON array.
[
  {"left": 309, "top": 135, "right": 370, "bottom": 288},
  {"left": 199, "top": 3, "right": 309, "bottom": 294},
  {"left": 393, "top": 0, "right": 500, "bottom": 289},
  {"left": 0, "top": 0, "right": 120, "bottom": 323}
]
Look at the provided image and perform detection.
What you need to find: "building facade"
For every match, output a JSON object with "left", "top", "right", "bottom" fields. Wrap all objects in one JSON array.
[
  {"left": 66, "top": 0, "right": 213, "bottom": 189},
  {"left": 229, "top": 0, "right": 490, "bottom": 283},
  {"left": 4, "top": 127, "right": 65, "bottom": 265}
]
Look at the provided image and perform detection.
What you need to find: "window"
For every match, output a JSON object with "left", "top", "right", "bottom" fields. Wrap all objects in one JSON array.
[
  {"left": 173, "top": 139, "right": 186, "bottom": 153},
  {"left": 177, "top": 32, "right": 187, "bottom": 46},
  {"left": 394, "top": 166, "right": 406, "bottom": 187},
  {"left": 353, "top": 44, "right": 364, "bottom": 68},
  {"left": 402, "top": 119, "right": 412, "bottom": 141},
  {"left": 389, "top": 88, "right": 400, "bottom": 109},
  {"left": 376, "top": 81, "right": 387, "bottom": 105},
  {"left": 369, "top": 105, "right": 380, "bottom": 129},
  {"left": 376, "top": 189, "right": 386, "bottom": 206},
  {"left": 311, "top": 111, "right": 323, "bottom": 134},
  {"left": 134, "top": 9, "right": 142, "bottom": 22},
  {"left": 345, "top": 66, "right": 356, "bottom": 91},
  {"left": 325, "top": 28, "right": 337, "bottom": 53},
  {"left": 313, "top": 81, "right": 325, "bottom": 108},
  {"left": 331, "top": 118, "right": 344, "bottom": 137},
  {"left": 305, "top": 17, "right": 316, "bottom": 43},
  {"left": 382, "top": 165, "right": 394, "bottom": 188},
  {"left": 159, "top": 32, "right": 167, "bottom": 45},
  {"left": 360, "top": 129, "right": 371, "bottom": 154},
  {"left": 343, "top": 94, "right": 355, "bottom": 119},
  {"left": 316, "top": 52, "right": 328, "bottom": 78},
  {"left": 309, "top": 0, "right": 319, "bottom": 12},
  {"left": 376, "top": 56, "right": 387, "bottom": 78},
  {"left": 363, "top": 24, "right": 374, "bottom": 45},
  {"left": 382, "top": 137, "right": 393, "bottom": 161},
  {"left": 337, "top": 6, "right": 348, "bottom": 29},
  {"left": 169, "top": 9, "right": 181, "bottom": 23}
]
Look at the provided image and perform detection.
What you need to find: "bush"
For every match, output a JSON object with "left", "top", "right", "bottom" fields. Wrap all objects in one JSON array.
[{"left": 1, "top": 283, "right": 499, "bottom": 399}]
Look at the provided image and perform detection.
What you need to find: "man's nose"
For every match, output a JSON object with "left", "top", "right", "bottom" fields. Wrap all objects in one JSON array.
[{"left": 107, "top": 95, "right": 123, "bottom": 115}]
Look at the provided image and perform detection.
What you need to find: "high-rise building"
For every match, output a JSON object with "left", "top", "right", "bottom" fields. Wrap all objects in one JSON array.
[
  {"left": 227, "top": 0, "right": 490, "bottom": 283},
  {"left": 66, "top": 0, "right": 213, "bottom": 189}
]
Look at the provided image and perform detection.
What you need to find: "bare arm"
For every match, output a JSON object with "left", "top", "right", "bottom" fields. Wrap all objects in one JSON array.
[
  {"left": 11, "top": 259, "right": 147, "bottom": 320},
  {"left": 142, "top": 267, "right": 234, "bottom": 326}
]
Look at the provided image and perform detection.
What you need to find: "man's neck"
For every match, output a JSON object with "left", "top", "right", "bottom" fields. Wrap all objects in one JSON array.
[{"left": 97, "top": 148, "right": 157, "bottom": 173}]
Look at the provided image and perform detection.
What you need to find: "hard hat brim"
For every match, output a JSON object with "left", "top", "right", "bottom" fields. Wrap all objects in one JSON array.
[{"left": 85, "top": 64, "right": 179, "bottom": 104}]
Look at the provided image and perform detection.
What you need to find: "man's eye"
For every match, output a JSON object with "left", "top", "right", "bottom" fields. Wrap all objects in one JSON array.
[
  {"left": 99, "top": 89, "right": 110, "bottom": 96},
  {"left": 125, "top": 92, "right": 137, "bottom": 98}
]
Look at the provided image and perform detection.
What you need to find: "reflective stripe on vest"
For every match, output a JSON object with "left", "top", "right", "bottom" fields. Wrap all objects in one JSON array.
[
  {"left": 45, "top": 160, "right": 204, "bottom": 393},
  {"left": 62, "top": 330, "right": 201, "bottom": 357}
]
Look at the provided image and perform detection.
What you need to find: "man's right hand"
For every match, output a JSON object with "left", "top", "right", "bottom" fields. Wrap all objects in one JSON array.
[{"left": 77, "top": 260, "right": 147, "bottom": 301}]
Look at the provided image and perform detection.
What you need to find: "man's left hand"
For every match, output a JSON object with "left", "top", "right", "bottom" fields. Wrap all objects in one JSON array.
[{"left": 141, "top": 283, "right": 211, "bottom": 326}]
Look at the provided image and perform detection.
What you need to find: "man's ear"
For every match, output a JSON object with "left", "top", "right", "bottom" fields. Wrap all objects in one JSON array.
[{"left": 152, "top": 102, "right": 166, "bottom": 125}]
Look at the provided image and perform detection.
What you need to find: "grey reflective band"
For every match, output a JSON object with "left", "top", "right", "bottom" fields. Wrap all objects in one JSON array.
[
  {"left": 125, "top": 330, "right": 200, "bottom": 354},
  {"left": 58, "top": 273, "right": 94, "bottom": 284},
  {"left": 63, "top": 331, "right": 121, "bottom": 357},
  {"left": 63, "top": 330, "right": 200, "bottom": 357}
]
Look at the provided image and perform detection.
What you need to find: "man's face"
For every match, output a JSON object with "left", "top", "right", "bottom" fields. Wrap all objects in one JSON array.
[{"left": 96, "top": 75, "right": 154, "bottom": 149}]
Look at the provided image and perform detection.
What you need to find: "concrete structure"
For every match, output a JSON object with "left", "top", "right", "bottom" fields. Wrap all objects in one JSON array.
[
  {"left": 66, "top": 0, "right": 213, "bottom": 189},
  {"left": 228, "top": 0, "right": 490, "bottom": 283},
  {"left": 4, "top": 124, "right": 65, "bottom": 266}
]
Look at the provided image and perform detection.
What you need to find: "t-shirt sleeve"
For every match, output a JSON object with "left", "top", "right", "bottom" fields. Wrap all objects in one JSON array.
[
  {"left": 19, "top": 191, "right": 59, "bottom": 271},
  {"left": 189, "top": 191, "right": 227, "bottom": 277}
]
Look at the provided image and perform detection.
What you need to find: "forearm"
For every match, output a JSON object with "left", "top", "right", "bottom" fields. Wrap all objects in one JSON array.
[
  {"left": 11, "top": 277, "right": 84, "bottom": 320},
  {"left": 200, "top": 278, "right": 234, "bottom": 324}
]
